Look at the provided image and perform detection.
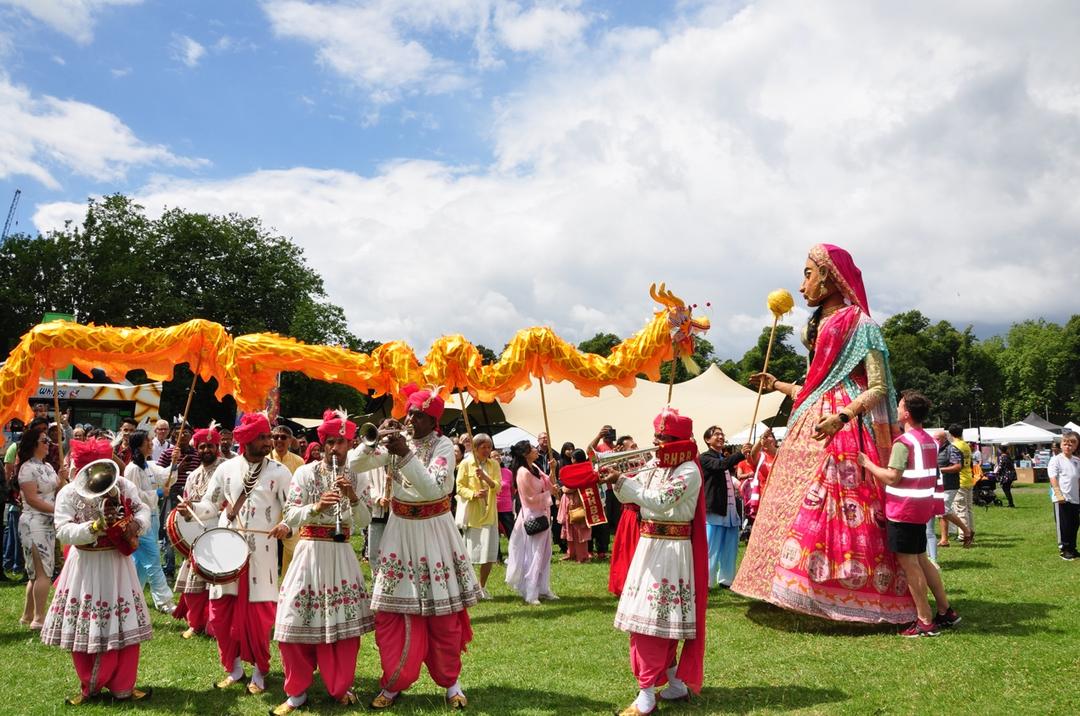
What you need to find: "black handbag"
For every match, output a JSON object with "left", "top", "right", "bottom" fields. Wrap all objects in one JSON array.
[{"left": 523, "top": 514, "right": 550, "bottom": 536}]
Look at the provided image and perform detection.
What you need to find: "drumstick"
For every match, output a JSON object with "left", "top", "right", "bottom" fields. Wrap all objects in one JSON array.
[
  {"left": 184, "top": 509, "right": 207, "bottom": 529},
  {"left": 232, "top": 527, "right": 272, "bottom": 535}
]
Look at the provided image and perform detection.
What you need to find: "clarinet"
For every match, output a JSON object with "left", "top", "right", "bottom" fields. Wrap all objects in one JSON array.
[{"left": 331, "top": 453, "right": 346, "bottom": 543}]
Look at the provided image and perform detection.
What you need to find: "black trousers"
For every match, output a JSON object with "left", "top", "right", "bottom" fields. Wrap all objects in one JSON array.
[
  {"left": 1055, "top": 501, "right": 1079, "bottom": 552},
  {"left": 1000, "top": 479, "right": 1015, "bottom": 507}
]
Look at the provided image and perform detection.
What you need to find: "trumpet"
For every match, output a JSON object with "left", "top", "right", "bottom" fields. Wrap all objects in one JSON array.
[
  {"left": 359, "top": 420, "right": 414, "bottom": 448},
  {"left": 591, "top": 446, "right": 655, "bottom": 475}
]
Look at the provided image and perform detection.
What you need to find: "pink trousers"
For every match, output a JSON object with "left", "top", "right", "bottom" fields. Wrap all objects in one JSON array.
[
  {"left": 209, "top": 596, "right": 276, "bottom": 674},
  {"left": 174, "top": 592, "right": 211, "bottom": 634},
  {"left": 280, "top": 637, "right": 360, "bottom": 700},
  {"left": 374, "top": 611, "right": 473, "bottom": 692},
  {"left": 72, "top": 644, "right": 140, "bottom": 696},
  {"left": 629, "top": 633, "right": 678, "bottom": 689}
]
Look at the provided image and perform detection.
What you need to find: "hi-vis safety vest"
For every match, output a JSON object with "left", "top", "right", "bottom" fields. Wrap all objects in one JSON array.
[{"left": 885, "top": 428, "right": 944, "bottom": 523}]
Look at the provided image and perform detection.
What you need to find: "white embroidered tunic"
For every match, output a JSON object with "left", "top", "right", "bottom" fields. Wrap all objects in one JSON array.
[
  {"left": 41, "top": 477, "right": 154, "bottom": 653},
  {"left": 275, "top": 460, "right": 375, "bottom": 643},
  {"left": 349, "top": 433, "right": 481, "bottom": 616},
  {"left": 191, "top": 455, "right": 290, "bottom": 603},
  {"left": 173, "top": 458, "right": 224, "bottom": 594},
  {"left": 613, "top": 459, "right": 701, "bottom": 640}
]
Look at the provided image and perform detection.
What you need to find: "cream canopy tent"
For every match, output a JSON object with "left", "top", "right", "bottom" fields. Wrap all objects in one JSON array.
[
  {"left": 962, "top": 422, "right": 1058, "bottom": 445},
  {"left": 499, "top": 364, "right": 786, "bottom": 449}
]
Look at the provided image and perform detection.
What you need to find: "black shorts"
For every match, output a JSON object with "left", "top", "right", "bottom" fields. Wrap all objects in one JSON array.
[{"left": 886, "top": 520, "right": 927, "bottom": 555}]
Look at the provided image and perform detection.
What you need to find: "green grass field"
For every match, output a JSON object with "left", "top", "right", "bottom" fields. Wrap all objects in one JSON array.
[{"left": 1, "top": 484, "right": 1077, "bottom": 715}]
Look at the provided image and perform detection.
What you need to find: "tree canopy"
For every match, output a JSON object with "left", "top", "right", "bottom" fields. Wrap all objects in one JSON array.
[{"left": 0, "top": 195, "right": 369, "bottom": 422}]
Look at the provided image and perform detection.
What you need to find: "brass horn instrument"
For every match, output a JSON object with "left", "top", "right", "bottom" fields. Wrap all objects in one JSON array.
[
  {"left": 359, "top": 420, "right": 414, "bottom": 448},
  {"left": 75, "top": 458, "right": 139, "bottom": 554},
  {"left": 590, "top": 446, "right": 655, "bottom": 477}
]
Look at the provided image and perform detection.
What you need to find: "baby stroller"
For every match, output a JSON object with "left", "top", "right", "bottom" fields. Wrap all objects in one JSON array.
[{"left": 973, "top": 472, "right": 1003, "bottom": 508}]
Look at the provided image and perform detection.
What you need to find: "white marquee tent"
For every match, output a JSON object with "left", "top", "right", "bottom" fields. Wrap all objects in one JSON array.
[
  {"left": 962, "top": 422, "right": 1058, "bottom": 445},
  {"left": 499, "top": 364, "right": 786, "bottom": 448}
]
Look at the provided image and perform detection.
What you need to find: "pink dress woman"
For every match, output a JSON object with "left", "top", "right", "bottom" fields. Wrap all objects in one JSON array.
[{"left": 731, "top": 244, "right": 917, "bottom": 624}]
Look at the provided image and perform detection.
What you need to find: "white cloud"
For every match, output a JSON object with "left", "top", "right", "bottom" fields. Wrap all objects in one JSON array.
[
  {"left": 261, "top": 0, "right": 591, "bottom": 102},
  {"left": 494, "top": 2, "right": 588, "bottom": 53},
  {"left": 32, "top": 0, "right": 1080, "bottom": 361},
  {"left": 0, "top": 0, "right": 141, "bottom": 44},
  {"left": 0, "top": 73, "right": 205, "bottom": 190},
  {"left": 171, "top": 34, "right": 205, "bottom": 68},
  {"left": 110, "top": 67, "right": 132, "bottom": 78}
]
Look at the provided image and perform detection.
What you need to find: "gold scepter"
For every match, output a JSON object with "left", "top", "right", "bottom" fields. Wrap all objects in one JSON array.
[{"left": 748, "top": 290, "right": 795, "bottom": 443}]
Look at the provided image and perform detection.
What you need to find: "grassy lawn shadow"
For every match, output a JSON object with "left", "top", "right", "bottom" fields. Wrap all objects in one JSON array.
[
  {"left": 743, "top": 602, "right": 896, "bottom": 637},
  {"left": 689, "top": 684, "right": 849, "bottom": 714}
]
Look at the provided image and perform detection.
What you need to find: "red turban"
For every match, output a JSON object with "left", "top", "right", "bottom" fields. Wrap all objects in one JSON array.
[
  {"left": 232, "top": 413, "right": 271, "bottom": 454},
  {"left": 317, "top": 409, "right": 356, "bottom": 444},
  {"left": 69, "top": 438, "right": 115, "bottom": 471},
  {"left": 403, "top": 384, "right": 445, "bottom": 421},
  {"left": 192, "top": 426, "right": 221, "bottom": 446},
  {"left": 653, "top": 407, "right": 693, "bottom": 440}
]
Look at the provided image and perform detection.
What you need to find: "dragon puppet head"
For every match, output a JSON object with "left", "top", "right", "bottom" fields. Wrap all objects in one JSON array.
[{"left": 650, "top": 283, "right": 711, "bottom": 375}]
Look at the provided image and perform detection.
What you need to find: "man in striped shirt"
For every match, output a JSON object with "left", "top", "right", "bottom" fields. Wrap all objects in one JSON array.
[{"left": 859, "top": 390, "right": 960, "bottom": 637}]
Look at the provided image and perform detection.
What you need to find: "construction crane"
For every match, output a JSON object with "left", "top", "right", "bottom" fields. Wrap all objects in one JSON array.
[{"left": 1, "top": 189, "right": 20, "bottom": 241}]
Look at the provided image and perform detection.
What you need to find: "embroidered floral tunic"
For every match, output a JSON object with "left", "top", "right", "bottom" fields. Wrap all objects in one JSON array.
[
  {"left": 275, "top": 460, "right": 375, "bottom": 643},
  {"left": 190, "top": 455, "right": 290, "bottom": 603},
  {"left": 173, "top": 458, "right": 223, "bottom": 594},
  {"left": 612, "top": 459, "right": 701, "bottom": 640},
  {"left": 41, "top": 477, "right": 154, "bottom": 653},
  {"left": 349, "top": 433, "right": 481, "bottom": 616}
]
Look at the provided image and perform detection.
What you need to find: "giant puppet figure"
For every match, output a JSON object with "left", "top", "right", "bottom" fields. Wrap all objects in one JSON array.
[
  {"left": 732, "top": 244, "right": 916, "bottom": 624},
  {"left": 271, "top": 409, "right": 375, "bottom": 714},
  {"left": 349, "top": 384, "right": 482, "bottom": 711}
]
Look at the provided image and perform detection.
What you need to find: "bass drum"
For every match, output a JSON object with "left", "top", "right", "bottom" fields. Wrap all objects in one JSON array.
[
  {"left": 190, "top": 527, "right": 250, "bottom": 585},
  {"left": 165, "top": 508, "right": 209, "bottom": 558}
]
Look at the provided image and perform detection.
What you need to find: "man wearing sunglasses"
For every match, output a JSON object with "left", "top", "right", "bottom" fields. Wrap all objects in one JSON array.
[{"left": 270, "top": 425, "right": 305, "bottom": 576}]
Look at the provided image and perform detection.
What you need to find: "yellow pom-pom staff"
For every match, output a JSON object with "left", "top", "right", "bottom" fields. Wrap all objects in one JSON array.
[{"left": 748, "top": 289, "right": 795, "bottom": 441}]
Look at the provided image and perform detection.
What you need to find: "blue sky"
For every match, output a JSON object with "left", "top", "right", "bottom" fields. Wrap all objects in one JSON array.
[{"left": 1, "top": 1, "right": 1078, "bottom": 360}]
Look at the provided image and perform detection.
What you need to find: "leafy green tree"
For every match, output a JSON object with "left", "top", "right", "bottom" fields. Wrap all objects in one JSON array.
[
  {"left": 719, "top": 325, "right": 804, "bottom": 386},
  {"left": 0, "top": 195, "right": 374, "bottom": 424},
  {"left": 577, "top": 332, "right": 621, "bottom": 357}
]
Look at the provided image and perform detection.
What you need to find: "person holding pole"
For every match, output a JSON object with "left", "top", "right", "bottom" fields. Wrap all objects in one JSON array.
[{"left": 732, "top": 244, "right": 916, "bottom": 624}]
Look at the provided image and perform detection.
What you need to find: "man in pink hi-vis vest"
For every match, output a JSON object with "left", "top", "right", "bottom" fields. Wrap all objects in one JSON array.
[{"left": 859, "top": 390, "right": 961, "bottom": 638}]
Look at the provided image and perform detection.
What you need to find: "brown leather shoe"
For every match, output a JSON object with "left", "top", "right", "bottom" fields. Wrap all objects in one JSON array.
[
  {"left": 447, "top": 693, "right": 468, "bottom": 709},
  {"left": 247, "top": 681, "right": 267, "bottom": 695},
  {"left": 336, "top": 690, "right": 359, "bottom": 706},
  {"left": 370, "top": 692, "right": 398, "bottom": 709}
]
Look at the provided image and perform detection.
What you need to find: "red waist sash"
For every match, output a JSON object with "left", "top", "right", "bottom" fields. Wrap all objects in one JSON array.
[
  {"left": 639, "top": 519, "right": 691, "bottom": 539},
  {"left": 391, "top": 497, "right": 451, "bottom": 520},
  {"left": 299, "top": 525, "right": 351, "bottom": 541}
]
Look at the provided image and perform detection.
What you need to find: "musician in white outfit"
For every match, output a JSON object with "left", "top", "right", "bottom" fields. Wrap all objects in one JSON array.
[
  {"left": 181, "top": 412, "right": 290, "bottom": 695},
  {"left": 270, "top": 409, "right": 374, "bottom": 714}
]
